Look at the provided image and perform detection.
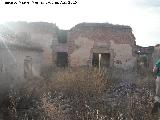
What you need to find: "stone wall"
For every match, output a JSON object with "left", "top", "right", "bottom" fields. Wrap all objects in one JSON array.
[
  {"left": 110, "top": 41, "right": 136, "bottom": 69},
  {"left": 0, "top": 48, "right": 42, "bottom": 86},
  {"left": 69, "top": 23, "right": 135, "bottom": 46},
  {"left": 4, "top": 22, "right": 58, "bottom": 67},
  {"left": 133, "top": 45, "right": 154, "bottom": 70},
  {"left": 65, "top": 23, "right": 136, "bottom": 69},
  {"left": 69, "top": 36, "right": 94, "bottom": 66},
  {"left": 1, "top": 22, "right": 137, "bottom": 70}
]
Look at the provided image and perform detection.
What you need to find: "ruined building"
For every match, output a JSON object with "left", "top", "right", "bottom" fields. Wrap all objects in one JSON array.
[
  {"left": 133, "top": 45, "right": 154, "bottom": 73},
  {"left": 0, "top": 22, "right": 157, "bottom": 83},
  {"left": 52, "top": 23, "right": 137, "bottom": 69},
  {"left": 0, "top": 32, "right": 43, "bottom": 86},
  {"left": 3, "top": 22, "right": 58, "bottom": 67}
]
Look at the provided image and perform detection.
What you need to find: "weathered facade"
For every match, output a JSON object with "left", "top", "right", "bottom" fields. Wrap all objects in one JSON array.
[
  {"left": 0, "top": 21, "right": 157, "bottom": 77},
  {"left": 0, "top": 36, "right": 43, "bottom": 87},
  {"left": 3, "top": 22, "right": 58, "bottom": 67},
  {"left": 133, "top": 45, "right": 154, "bottom": 72},
  {"left": 52, "top": 23, "right": 137, "bottom": 69}
]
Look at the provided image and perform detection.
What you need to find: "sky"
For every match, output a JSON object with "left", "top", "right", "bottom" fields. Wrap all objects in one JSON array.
[{"left": 0, "top": 0, "right": 160, "bottom": 46}]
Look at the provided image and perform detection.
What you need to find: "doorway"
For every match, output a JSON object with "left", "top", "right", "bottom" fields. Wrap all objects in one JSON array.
[
  {"left": 56, "top": 52, "right": 68, "bottom": 67},
  {"left": 92, "top": 53, "right": 110, "bottom": 68}
]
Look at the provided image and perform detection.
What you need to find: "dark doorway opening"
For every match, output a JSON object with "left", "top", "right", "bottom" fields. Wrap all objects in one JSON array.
[
  {"left": 56, "top": 52, "right": 68, "bottom": 67},
  {"left": 58, "top": 30, "right": 67, "bottom": 43},
  {"left": 92, "top": 53, "right": 110, "bottom": 68}
]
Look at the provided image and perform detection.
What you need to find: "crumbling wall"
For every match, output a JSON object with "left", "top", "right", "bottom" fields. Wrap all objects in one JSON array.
[
  {"left": 4, "top": 22, "right": 58, "bottom": 66},
  {"left": 134, "top": 45, "right": 154, "bottom": 70},
  {"left": 110, "top": 41, "right": 136, "bottom": 69},
  {"left": 69, "top": 23, "right": 135, "bottom": 46},
  {"left": 0, "top": 48, "right": 42, "bottom": 85},
  {"left": 67, "top": 23, "right": 136, "bottom": 69},
  {"left": 70, "top": 36, "right": 94, "bottom": 66}
]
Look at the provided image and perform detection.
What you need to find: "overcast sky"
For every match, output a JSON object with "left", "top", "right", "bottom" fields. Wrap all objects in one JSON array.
[{"left": 0, "top": 0, "right": 160, "bottom": 46}]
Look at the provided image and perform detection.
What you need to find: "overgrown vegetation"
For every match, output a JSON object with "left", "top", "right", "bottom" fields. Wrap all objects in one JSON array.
[{"left": 0, "top": 67, "right": 157, "bottom": 120}]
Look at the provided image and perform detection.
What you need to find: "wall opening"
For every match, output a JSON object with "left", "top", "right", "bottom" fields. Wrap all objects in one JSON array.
[
  {"left": 92, "top": 53, "right": 110, "bottom": 68},
  {"left": 24, "top": 56, "right": 33, "bottom": 79},
  {"left": 0, "top": 64, "right": 3, "bottom": 72},
  {"left": 56, "top": 52, "right": 68, "bottom": 67},
  {"left": 58, "top": 30, "right": 67, "bottom": 43}
]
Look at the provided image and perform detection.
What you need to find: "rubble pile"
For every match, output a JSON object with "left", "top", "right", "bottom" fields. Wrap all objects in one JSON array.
[
  {"left": 107, "top": 82, "right": 146, "bottom": 97},
  {"left": 101, "top": 81, "right": 155, "bottom": 119}
]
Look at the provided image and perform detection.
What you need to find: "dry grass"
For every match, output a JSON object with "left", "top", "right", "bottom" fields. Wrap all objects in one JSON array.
[
  {"left": 0, "top": 67, "right": 157, "bottom": 120},
  {"left": 52, "top": 68, "right": 106, "bottom": 97},
  {"left": 38, "top": 94, "right": 65, "bottom": 120},
  {"left": 50, "top": 68, "right": 107, "bottom": 119}
]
